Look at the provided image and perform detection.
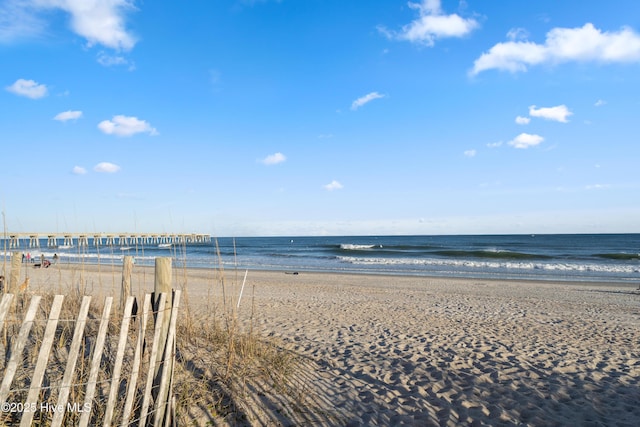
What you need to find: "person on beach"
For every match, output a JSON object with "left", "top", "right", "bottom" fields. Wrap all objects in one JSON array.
[
  {"left": 53, "top": 253, "right": 58, "bottom": 264},
  {"left": 0, "top": 275, "right": 4, "bottom": 292},
  {"left": 40, "top": 254, "right": 45, "bottom": 267},
  {"left": 26, "top": 253, "right": 31, "bottom": 263}
]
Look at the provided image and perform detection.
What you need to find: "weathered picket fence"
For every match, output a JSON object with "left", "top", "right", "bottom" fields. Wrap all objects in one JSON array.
[{"left": 0, "top": 257, "right": 181, "bottom": 426}]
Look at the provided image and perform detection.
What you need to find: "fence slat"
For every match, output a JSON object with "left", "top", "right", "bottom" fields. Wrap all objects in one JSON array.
[
  {"left": 139, "top": 292, "right": 167, "bottom": 427},
  {"left": 102, "top": 296, "right": 136, "bottom": 427},
  {"left": 121, "top": 294, "right": 152, "bottom": 427},
  {"left": 51, "top": 295, "right": 92, "bottom": 427},
  {"left": 79, "top": 296, "right": 113, "bottom": 427},
  {"left": 1, "top": 267, "right": 180, "bottom": 426},
  {"left": 0, "top": 295, "right": 42, "bottom": 403},
  {"left": 20, "top": 295, "right": 65, "bottom": 427},
  {"left": 0, "top": 293, "right": 15, "bottom": 328},
  {"left": 154, "top": 290, "right": 181, "bottom": 427}
]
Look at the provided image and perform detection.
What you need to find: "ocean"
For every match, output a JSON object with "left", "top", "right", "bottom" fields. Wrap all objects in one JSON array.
[{"left": 4, "top": 234, "right": 640, "bottom": 284}]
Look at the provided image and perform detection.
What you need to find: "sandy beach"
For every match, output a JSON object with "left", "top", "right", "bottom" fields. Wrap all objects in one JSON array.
[{"left": 18, "top": 263, "right": 640, "bottom": 426}]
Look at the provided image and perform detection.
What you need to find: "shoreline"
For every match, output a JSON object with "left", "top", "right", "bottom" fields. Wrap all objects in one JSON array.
[{"left": 11, "top": 258, "right": 640, "bottom": 288}]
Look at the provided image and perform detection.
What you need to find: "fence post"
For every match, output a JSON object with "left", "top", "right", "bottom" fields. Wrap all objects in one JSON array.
[
  {"left": 121, "top": 256, "right": 134, "bottom": 311},
  {"left": 8, "top": 252, "right": 22, "bottom": 293},
  {"left": 154, "top": 257, "right": 172, "bottom": 363},
  {"left": 153, "top": 257, "right": 173, "bottom": 425}
]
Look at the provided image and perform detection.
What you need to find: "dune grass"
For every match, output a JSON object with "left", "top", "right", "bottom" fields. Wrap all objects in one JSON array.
[{"left": 0, "top": 244, "right": 305, "bottom": 426}]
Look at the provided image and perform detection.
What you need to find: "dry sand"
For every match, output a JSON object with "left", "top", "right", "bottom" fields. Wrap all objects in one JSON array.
[{"left": 19, "top": 263, "right": 640, "bottom": 426}]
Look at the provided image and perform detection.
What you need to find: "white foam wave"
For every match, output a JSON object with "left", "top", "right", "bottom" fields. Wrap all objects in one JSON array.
[
  {"left": 340, "top": 244, "right": 381, "bottom": 250},
  {"left": 338, "top": 256, "right": 640, "bottom": 275}
]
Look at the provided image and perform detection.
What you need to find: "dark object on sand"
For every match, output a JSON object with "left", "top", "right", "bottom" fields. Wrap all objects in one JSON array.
[{"left": 34, "top": 260, "right": 51, "bottom": 268}]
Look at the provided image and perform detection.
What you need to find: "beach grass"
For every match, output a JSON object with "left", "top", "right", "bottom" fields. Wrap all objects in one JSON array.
[{"left": 0, "top": 254, "right": 307, "bottom": 426}]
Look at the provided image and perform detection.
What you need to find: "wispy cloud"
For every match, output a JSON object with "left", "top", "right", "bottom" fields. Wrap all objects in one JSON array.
[
  {"left": 318, "top": 133, "right": 334, "bottom": 139},
  {"left": 54, "top": 110, "right": 83, "bottom": 122},
  {"left": 261, "top": 152, "right": 286, "bottom": 165},
  {"left": 209, "top": 69, "right": 222, "bottom": 92},
  {"left": 515, "top": 116, "right": 530, "bottom": 125},
  {"left": 72, "top": 166, "right": 87, "bottom": 175},
  {"left": 351, "top": 92, "right": 385, "bottom": 110},
  {"left": 324, "top": 180, "right": 343, "bottom": 191},
  {"left": 94, "top": 162, "right": 121, "bottom": 173},
  {"left": 508, "top": 133, "right": 544, "bottom": 149},
  {"left": 487, "top": 141, "right": 503, "bottom": 148},
  {"left": 379, "top": 0, "right": 479, "bottom": 46},
  {"left": 97, "top": 51, "right": 135, "bottom": 69},
  {"left": 6, "top": 78, "right": 48, "bottom": 99},
  {"left": 594, "top": 99, "right": 607, "bottom": 107},
  {"left": 471, "top": 23, "right": 640, "bottom": 75},
  {"left": 0, "top": 0, "right": 137, "bottom": 64},
  {"left": 529, "top": 104, "right": 572, "bottom": 123},
  {"left": 98, "top": 115, "right": 158, "bottom": 137},
  {"left": 0, "top": 1, "right": 44, "bottom": 43},
  {"left": 585, "top": 184, "right": 610, "bottom": 190},
  {"left": 464, "top": 149, "right": 476, "bottom": 157},
  {"left": 507, "top": 27, "right": 529, "bottom": 42}
]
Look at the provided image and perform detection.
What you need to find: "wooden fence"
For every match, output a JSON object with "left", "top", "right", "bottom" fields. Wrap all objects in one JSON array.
[{"left": 0, "top": 258, "right": 181, "bottom": 426}]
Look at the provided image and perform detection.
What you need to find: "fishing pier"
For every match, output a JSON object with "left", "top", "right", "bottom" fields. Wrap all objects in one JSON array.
[{"left": 1, "top": 232, "right": 211, "bottom": 249}]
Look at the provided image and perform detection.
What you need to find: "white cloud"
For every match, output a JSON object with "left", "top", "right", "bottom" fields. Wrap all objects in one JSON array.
[
  {"left": 351, "top": 92, "right": 385, "bottom": 110},
  {"left": 72, "top": 166, "right": 87, "bottom": 175},
  {"left": 529, "top": 104, "right": 572, "bottom": 123},
  {"left": 0, "top": 0, "right": 136, "bottom": 50},
  {"left": 594, "top": 99, "right": 607, "bottom": 107},
  {"left": 6, "top": 78, "right": 48, "bottom": 98},
  {"left": 471, "top": 23, "right": 640, "bottom": 75},
  {"left": 515, "top": 115, "right": 530, "bottom": 125},
  {"left": 98, "top": 115, "right": 158, "bottom": 137},
  {"left": 94, "top": 162, "right": 121, "bottom": 173},
  {"left": 261, "top": 152, "right": 286, "bottom": 165},
  {"left": 463, "top": 149, "right": 476, "bottom": 157},
  {"left": 379, "top": 0, "right": 479, "bottom": 46},
  {"left": 54, "top": 110, "right": 82, "bottom": 121},
  {"left": 487, "top": 141, "right": 503, "bottom": 148},
  {"left": 508, "top": 133, "right": 544, "bottom": 149},
  {"left": 43, "top": 0, "right": 136, "bottom": 50},
  {"left": 324, "top": 180, "right": 343, "bottom": 191}
]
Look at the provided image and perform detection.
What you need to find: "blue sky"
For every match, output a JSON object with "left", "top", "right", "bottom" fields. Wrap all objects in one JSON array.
[{"left": 1, "top": 0, "right": 639, "bottom": 236}]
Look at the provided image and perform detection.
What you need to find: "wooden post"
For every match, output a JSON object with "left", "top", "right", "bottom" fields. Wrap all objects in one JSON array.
[
  {"left": 8, "top": 252, "right": 22, "bottom": 293},
  {"left": 154, "top": 257, "right": 172, "bottom": 373},
  {"left": 121, "top": 256, "right": 134, "bottom": 311},
  {"left": 154, "top": 290, "right": 181, "bottom": 427}
]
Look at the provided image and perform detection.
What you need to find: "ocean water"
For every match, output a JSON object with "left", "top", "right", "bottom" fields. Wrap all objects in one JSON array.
[{"left": 4, "top": 234, "right": 640, "bottom": 284}]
